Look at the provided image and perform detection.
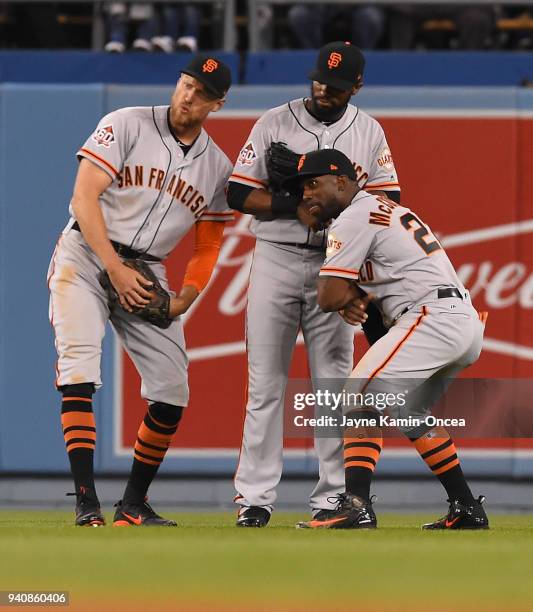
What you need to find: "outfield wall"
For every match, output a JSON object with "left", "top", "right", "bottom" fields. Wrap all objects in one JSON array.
[
  {"left": 1, "top": 51, "right": 532, "bottom": 86},
  {"left": 1, "top": 83, "right": 532, "bottom": 476}
]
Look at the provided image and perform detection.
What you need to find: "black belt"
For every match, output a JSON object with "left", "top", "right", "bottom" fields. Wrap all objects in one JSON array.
[
  {"left": 437, "top": 287, "right": 465, "bottom": 299},
  {"left": 399, "top": 287, "right": 465, "bottom": 318},
  {"left": 274, "top": 241, "right": 325, "bottom": 250},
  {"left": 71, "top": 222, "right": 161, "bottom": 262}
]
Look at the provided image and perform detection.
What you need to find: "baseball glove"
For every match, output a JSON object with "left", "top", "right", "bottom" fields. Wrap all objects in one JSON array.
[
  {"left": 265, "top": 141, "right": 301, "bottom": 194},
  {"left": 98, "top": 259, "right": 172, "bottom": 329},
  {"left": 361, "top": 301, "right": 389, "bottom": 345}
]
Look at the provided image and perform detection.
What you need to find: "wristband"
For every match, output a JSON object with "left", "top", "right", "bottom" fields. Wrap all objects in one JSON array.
[{"left": 271, "top": 193, "right": 301, "bottom": 216}]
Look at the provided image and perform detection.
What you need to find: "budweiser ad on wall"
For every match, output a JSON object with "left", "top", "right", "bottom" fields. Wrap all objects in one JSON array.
[{"left": 117, "top": 115, "right": 533, "bottom": 453}]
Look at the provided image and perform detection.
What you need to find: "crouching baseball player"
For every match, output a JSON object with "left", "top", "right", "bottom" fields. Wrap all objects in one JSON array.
[
  {"left": 48, "top": 54, "right": 233, "bottom": 526},
  {"left": 284, "top": 149, "right": 489, "bottom": 530}
]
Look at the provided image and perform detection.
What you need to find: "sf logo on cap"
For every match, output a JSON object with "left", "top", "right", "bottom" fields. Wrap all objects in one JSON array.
[
  {"left": 297, "top": 154, "right": 306, "bottom": 171},
  {"left": 328, "top": 52, "right": 342, "bottom": 69},
  {"left": 202, "top": 59, "right": 218, "bottom": 73}
]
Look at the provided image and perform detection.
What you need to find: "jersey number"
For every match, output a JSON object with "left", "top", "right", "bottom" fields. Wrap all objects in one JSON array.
[{"left": 400, "top": 212, "right": 442, "bottom": 255}]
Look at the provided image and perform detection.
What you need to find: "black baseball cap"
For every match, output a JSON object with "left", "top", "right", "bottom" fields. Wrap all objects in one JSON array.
[
  {"left": 283, "top": 149, "right": 356, "bottom": 190},
  {"left": 181, "top": 53, "right": 232, "bottom": 98},
  {"left": 308, "top": 41, "right": 365, "bottom": 91}
]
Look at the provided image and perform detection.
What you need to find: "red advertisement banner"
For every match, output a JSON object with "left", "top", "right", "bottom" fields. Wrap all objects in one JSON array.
[{"left": 120, "top": 115, "right": 533, "bottom": 451}]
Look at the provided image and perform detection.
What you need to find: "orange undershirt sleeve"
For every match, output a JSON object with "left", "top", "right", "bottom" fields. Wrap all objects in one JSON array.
[{"left": 182, "top": 220, "right": 226, "bottom": 293}]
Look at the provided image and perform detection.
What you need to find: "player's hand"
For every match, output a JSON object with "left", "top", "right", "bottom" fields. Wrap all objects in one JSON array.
[
  {"left": 169, "top": 297, "right": 191, "bottom": 318},
  {"left": 107, "top": 262, "right": 154, "bottom": 312},
  {"left": 339, "top": 294, "right": 374, "bottom": 326},
  {"left": 296, "top": 203, "right": 330, "bottom": 232},
  {"left": 169, "top": 285, "right": 199, "bottom": 318}
]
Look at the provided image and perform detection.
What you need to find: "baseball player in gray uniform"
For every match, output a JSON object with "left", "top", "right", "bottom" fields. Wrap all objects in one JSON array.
[
  {"left": 227, "top": 42, "right": 400, "bottom": 527},
  {"left": 48, "top": 54, "right": 233, "bottom": 526},
  {"left": 285, "top": 149, "right": 489, "bottom": 530}
]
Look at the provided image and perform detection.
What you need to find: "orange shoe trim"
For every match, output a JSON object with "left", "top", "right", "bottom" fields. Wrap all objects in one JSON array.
[
  {"left": 444, "top": 516, "right": 462, "bottom": 528},
  {"left": 306, "top": 516, "right": 347, "bottom": 528},
  {"left": 122, "top": 512, "right": 142, "bottom": 525}
]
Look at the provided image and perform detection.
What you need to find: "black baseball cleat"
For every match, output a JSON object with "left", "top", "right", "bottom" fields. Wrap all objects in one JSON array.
[
  {"left": 235, "top": 506, "right": 271, "bottom": 527},
  {"left": 113, "top": 499, "right": 177, "bottom": 526},
  {"left": 422, "top": 496, "right": 489, "bottom": 530},
  {"left": 297, "top": 493, "right": 377, "bottom": 529},
  {"left": 312, "top": 508, "right": 339, "bottom": 521},
  {"left": 67, "top": 491, "right": 105, "bottom": 527}
]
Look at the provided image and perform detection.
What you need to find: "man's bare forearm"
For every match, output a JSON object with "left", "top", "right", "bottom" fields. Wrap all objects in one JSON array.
[{"left": 71, "top": 196, "right": 122, "bottom": 272}]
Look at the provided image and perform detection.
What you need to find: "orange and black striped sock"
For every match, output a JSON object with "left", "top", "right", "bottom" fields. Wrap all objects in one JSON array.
[
  {"left": 344, "top": 430, "right": 383, "bottom": 501},
  {"left": 60, "top": 383, "right": 97, "bottom": 499},
  {"left": 410, "top": 427, "right": 475, "bottom": 505},
  {"left": 122, "top": 403, "right": 183, "bottom": 505}
]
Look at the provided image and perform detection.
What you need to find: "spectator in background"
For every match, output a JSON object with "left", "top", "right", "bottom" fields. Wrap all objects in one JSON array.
[
  {"left": 105, "top": 3, "right": 156, "bottom": 52},
  {"left": 287, "top": 5, "right": 385, "bottom": 49},
  {"left": 388, "top": 6, "right": 495, "bottom": 49},
  {"left": 152, "top": 4, "right": 200, "bottom": 52},
  {"left": 105, "top": 3, "right": 200, "bottom": 53}
]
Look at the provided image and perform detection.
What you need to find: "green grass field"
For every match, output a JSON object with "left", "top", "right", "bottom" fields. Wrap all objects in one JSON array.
[{"left": 1, "top": 511, "right": 532, "bottom": 611}]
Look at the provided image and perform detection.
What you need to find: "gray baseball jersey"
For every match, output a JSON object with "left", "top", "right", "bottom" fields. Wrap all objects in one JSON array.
[
  {"left": 48, "top": 105, "right": 232, "bottom": 405},
  {"left": 230, "top": 99, "right": 400, "bottom": 513},
  {"left": 320, "top": 191, "right": 484, "bottom": 428},
  {"left": 320, "top": 191, "right": 467, "bottom": 323},
  {"left": 75, "top": 105, "right": 233, "bottom": 258},
  {"left": 230, "top": 98, "right": 399, "bottom": 245}
]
